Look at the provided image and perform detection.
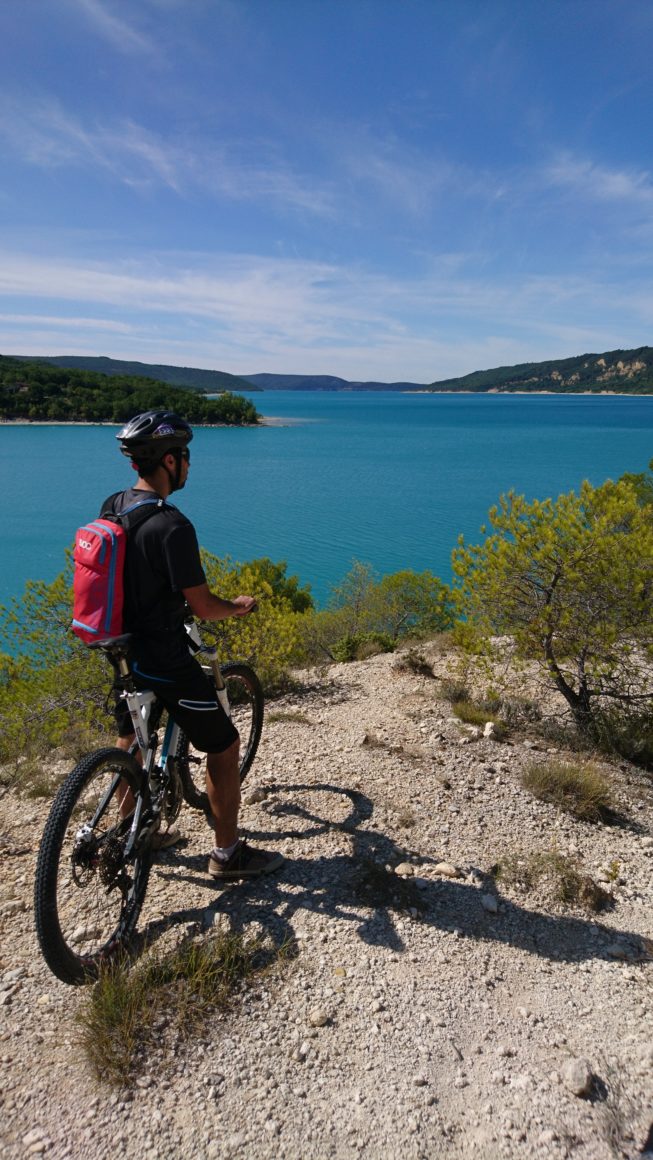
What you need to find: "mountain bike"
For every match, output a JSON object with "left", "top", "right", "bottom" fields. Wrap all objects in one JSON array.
[{"left": 34, "top": 623, "right": 264, "bottom": 986}]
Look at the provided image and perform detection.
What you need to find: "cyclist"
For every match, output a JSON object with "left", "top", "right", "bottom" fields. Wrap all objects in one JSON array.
[{"left": 102, "top": 409, "right": 283, "bottom": 880}]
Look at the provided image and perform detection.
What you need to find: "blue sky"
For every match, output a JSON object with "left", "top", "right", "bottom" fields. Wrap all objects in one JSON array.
[{"left": 1, "top": 0, "right": 652, "bottom": 382}]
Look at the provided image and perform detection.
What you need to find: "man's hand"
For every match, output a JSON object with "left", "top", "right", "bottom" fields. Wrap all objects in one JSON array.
[
  {"left": 182, "top": 583, "right": 257, "bottom": 621},
  {"left": 231, "top": 595, "right": 257, "bottom": 617}
]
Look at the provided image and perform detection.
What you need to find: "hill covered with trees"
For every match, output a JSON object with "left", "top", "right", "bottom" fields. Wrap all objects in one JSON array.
[
  {"left": 427, "top": 346, "right": 653, "bottom": 394},
  {"left": 0, "top": 356, "right": 259, "bottom": 424},
  {"left": 243, "top": 373, "right": 425, "bottom": 391},
  {"left": 9, "top": 345, "right": 653, "bottom": 396},
  {"left": 245, "top": 347, "right": 653, "bottom": 393},
  {"left": 12, "top": 355, "right": 259, "bottom": 393}
]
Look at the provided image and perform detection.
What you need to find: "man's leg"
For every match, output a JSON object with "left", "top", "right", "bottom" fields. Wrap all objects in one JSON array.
[
  {"left": 116, "top": 733, "right": 136, "bottom": 816},
  {"left": 114, "top": 733, "right": 180, "bottom": 847},
  {"left": 204, "top": 736, "right": 284, "bottom": 879},
  {"left": 205, "top": 738, "right": 241, "bottom": 847}
]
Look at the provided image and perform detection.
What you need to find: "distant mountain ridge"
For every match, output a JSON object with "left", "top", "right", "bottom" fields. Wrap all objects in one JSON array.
[
  {"left": 12, "top": 345, "right": 653, "bottom": 395},
  {"left": 243, "top": 373, "right": 425, "bottom": 391},
  {"left": 245, "top": 347, "right": 653, "bottom": 393},
  {"left": 12, "top": 355, "right": 259, "bottom": 393},
  {"left": 426, "top": 346, "right": 653, "bottom": 394}
]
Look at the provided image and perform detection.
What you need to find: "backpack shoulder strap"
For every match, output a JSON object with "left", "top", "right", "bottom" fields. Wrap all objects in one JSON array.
[
  {"left": 119, "top": 497, "right": 166, "bottom": 533},
  {"left": 99, "top": 496, "right": 169, "bottom": 531}
]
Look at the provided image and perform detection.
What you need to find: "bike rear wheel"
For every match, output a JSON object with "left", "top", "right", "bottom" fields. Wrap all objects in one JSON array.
[
  {"left": 180, "top": 662, "right": 264, "bottom": 811},
  {"left": 34, "top": 748, "right": 152, "bottom": 985}
]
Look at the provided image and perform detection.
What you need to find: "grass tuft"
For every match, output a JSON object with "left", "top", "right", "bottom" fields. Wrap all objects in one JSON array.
[
  {"left": 267, "top": 710, "right": 311, "bottom": 725},
  {"left": 77, "top": 929, "right": 288, "bottom": 1085},
  {"left": 439, "top": 678, "right": 470, "bottom": 703},
  {"left": 20, "top": 760, "right": 68, "bottom": 799},
  {"left": 495, "top": 850, "right": 613, "bottom": 912},
  {"left": 393, "top": 649, "right": 435, "bottom": 678},
  {"left": 521, "top": 758, "right": 614, "bottom": 822},
  {"left": 452, "top": 699, "right": 507, "bottom": 738},
  {"left": 395, "top": 809, "right": 417, "bottom": 829}
]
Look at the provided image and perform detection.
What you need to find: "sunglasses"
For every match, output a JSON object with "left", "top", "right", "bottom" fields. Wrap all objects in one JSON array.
[{"left": 180, "top": 448, "right": 190, "bottom": 463}]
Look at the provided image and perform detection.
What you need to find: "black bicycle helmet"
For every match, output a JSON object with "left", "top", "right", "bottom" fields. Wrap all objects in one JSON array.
[{"left": 117, "top": 410, "right": 193, "bottom": 460}]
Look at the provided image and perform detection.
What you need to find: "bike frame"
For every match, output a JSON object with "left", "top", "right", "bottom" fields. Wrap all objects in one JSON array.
[
  {"left": 115, "top": 620, "right": 230, "bottom": 770},
  {"left": 112, "top": 622, "right": 232, "bottom": 833}
]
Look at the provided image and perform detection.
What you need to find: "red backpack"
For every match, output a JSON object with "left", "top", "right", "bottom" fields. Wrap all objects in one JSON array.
[{"left": 71, "top": 498, "right": 163, "bottom": 644}]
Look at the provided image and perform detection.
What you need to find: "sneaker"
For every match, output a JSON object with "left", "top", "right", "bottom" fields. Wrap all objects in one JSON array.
[
  {"left": 207, "top": 839, "right": 284, "bottom": 880},
  {"left": 151, "top": 827, "right": 182, "bottom": 851}
]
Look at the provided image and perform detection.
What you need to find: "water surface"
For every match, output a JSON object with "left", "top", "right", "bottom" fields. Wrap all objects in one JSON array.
[{"left": 1, "top": 392, "right": 651, "bottom": 607}]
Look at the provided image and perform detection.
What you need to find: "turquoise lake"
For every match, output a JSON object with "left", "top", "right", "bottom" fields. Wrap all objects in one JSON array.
[{"left": 1, "top": 391, "right": 652, "bottom": 608}]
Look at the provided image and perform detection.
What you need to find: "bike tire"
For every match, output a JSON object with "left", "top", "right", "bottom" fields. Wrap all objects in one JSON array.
[
  {"left": 180, "top": 662, "right": 264, "bottom": 812},
  {"left": 34, "top": 747, "right": 152, "bottom": 986}
]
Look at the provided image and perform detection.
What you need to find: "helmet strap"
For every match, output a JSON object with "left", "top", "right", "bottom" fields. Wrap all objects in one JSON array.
[{"left": 162, "top": 449, "right": 183, "bottom": 493}]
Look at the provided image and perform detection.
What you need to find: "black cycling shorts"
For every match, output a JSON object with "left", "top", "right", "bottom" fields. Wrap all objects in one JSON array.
[{"left": 114, "top": 656, "right": 238, "bottom": 755}]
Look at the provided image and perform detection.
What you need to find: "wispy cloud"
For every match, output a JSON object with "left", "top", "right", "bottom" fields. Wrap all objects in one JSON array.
[
  {"left": 0, "top": 249, "right": 649, "bottom": 380},
  {"left": 321, "top": 122, "right": 469, "bottom": 219},
  {"left": 0, "top": 313, "right": 135, "bottom": 333},
  {"left": 0, "top": 98, "right": 183, "bottom": 190},
  {"left": 0, "top": 96, "right": 336, "bottom": 215},
  {"left": 340, "top": 138, "right": 455, "bottom": 217},
  {"left": 543, "top": 153, "right": 653, "bottom": 207},
  {"left": 71, "top": 0, "right": 157, "bottom": 56}
]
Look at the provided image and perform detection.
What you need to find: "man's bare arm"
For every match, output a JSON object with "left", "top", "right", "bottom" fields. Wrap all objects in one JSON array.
[{"left": 182, "top": 583, "right": 256, "bottom": 621}]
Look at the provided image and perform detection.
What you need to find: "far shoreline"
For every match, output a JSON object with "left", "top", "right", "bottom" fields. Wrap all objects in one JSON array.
[
  {"left": 0, "top": 418, "right": 263, "bottom": 428},
  {"left": 0, "top": 417, "right": 314, "bottom": 430},
  {"left": 2, "top": 389, "right": 653, "bottom": 431}
]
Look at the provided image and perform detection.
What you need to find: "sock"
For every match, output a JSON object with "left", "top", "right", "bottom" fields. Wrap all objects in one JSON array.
[{"left": 211, "top": 839, "right": 240, "bottom": 863}]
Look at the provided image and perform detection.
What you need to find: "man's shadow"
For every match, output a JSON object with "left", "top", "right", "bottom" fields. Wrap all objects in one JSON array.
[{"left": 145, "top": 779, "right": 651, "bottom": 966}]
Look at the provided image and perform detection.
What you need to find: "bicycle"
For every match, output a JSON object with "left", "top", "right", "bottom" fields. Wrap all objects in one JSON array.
[{"left": 33, "top": 621, "right": 264, "bottom": 986}]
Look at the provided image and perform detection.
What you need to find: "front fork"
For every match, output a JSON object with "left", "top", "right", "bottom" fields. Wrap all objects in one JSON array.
[
  {"left": 209, "top": 656, "right": 231, "bottom": 718},
  {"left": 184, "top": 617, "right": 232, "bottom": 719}
]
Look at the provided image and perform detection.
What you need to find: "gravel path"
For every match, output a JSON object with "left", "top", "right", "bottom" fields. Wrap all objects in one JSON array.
[{"left": 1, "top": 647, "right": 652, "bottom": 1159}]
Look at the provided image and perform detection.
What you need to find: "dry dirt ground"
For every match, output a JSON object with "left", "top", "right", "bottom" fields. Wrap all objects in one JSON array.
[{"left": 1, "top": 646, "right": 652, "bottom": 1159}]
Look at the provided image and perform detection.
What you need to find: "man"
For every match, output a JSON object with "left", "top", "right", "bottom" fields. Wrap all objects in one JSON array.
[{"left": 103, "top": 409, "right": 283, "bottom": 880}]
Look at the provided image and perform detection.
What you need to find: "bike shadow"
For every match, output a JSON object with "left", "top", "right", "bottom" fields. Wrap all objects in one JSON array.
[{"left": 143, "top": 780, "right": 651, "bottom": 967}]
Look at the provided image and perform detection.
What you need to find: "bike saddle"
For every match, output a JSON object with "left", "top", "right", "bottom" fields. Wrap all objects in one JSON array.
[{"left": 88, "top": 633, "right": 134, "bottom": 660}]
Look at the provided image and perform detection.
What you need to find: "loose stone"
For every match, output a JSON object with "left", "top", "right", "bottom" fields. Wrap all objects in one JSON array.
[
  {"left": 481, "top": 894, "right": 499, "bottom": 913},
  {"left": 433, "top": 862, "right": 462, "bottom": 878},
  {"left": 308, "top": 1008, "right": 329, "bottom": 1027},
  {"left": 562, "top": 1057, "right": 594, "bottom": 1097}
]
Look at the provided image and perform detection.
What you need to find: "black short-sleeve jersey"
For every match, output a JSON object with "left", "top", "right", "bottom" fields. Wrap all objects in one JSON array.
[{"left": 100, "top": 487, "right": 206, "bottom": 670}]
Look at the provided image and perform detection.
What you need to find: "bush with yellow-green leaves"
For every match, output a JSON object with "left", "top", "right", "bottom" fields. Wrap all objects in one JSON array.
[
  {"left": 0, "top": 550, "right": 455, "bottom": 777},
  {"left": 0, "top": 553, "right": 309, "bottom": 772},
  {"left": 198, "top": 552, "right": 307, "bottom": 690},
  {"left": 452, "top": 477, "right": 653, "bottom": 748}
]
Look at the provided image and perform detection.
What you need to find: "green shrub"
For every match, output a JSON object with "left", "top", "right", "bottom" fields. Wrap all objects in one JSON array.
[
  {"left": 331, "top": 631, "right": 396, "bottom": 662},
  {"left": 0, "top": 647, "right": 113, "bottom": 772},
  {"left": 298, "top": 561, "right": 453, "bottom": 663},
  {"left": 393, "top": 649, "right": 435, "bottom": 678},
  {"left": 0, "top": 554, "right": 455, "bottom": 767},
  {"left": 0, "top": 552, "right": 307, "bottom": 771},
  {"left": 521, "top": 758, "right": 614, "bottom": 822},
  {"left": 199, "top": 552, "right": 305, "bottom": 691},
  {"left": 592, "top": 708, "right": 653, "bottom": 768},
  {"left": 452, "top": 479, "right": 653, "bottom": 739},
  {"left": 496, "top": 695, "right": 542, "bottom": 728}
]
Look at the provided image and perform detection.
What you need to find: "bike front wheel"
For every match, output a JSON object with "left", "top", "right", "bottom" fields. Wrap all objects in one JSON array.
[
  {"left": 180, "top": 662, "right": 264, "bottom": 811},
  {"left": 34, "top": 748, "right": 152, "bottom": 985}
]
